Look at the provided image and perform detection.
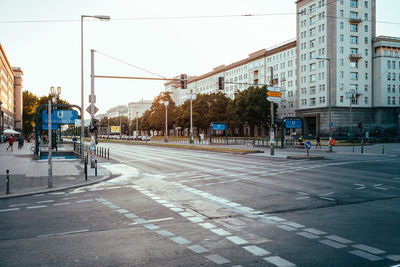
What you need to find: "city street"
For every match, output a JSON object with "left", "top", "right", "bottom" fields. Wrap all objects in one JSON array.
[{"left": 0, "top": 143, "right": 399, "bottom": 266}]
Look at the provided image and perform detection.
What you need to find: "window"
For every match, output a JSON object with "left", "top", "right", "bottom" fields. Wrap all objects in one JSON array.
[
  {"left": 393, "top": 73, "right": 396, "bottom": 81},
  {"left": 340, "top": 0, "right": 343, "bottom": 4},
  {"left": 340, "top": 34, "right": 344, "bottom": 41},
  {"left": 350, "top": 60, "right": 358, "bottom": 68},
  {"left": 392, "top": 61, "right": 396, "bottom": 69},
  {"left": 340, "top": 96, "right": 344, "bottom": 103},
  {"left": 310, "top": 39, "right": 316, "bottom": 48},
  {"left": 350, "top": 72, "right": 358, "bottom": 80},
  {"left": 364, "top": 25, "right": 368, "bottom": 32},
  {"left": 310, "top": 16, "right": 316, "bottom": 25},
  {"left": 387, "top": 60, "right": 391, "bottom": 69},
  {"left": 340, "top": 59, "right": 344, "bottom": 66},
  {"left": 351, "top": 0, "right": 358, "bottom": 8},
  {"left": 340, "top": 47, "right": 344, "bottom": 54},
  {"left": 387, "top": 84, "right": 391, "bottom": 93},
  {"left": 365, "top": 61, "right": 368, "bottom": 68},
  {"left": 350, "top": 84, "right": 359, "bottom": 93},
  {"left": 350, "top": 36, "right": 358, "bottom": 44},
  {"left": 310, "top": 86, "right": 316, "bottom": 94},
  {"left": 310, "top": 28, "right": 316, "bottom": 36},
  {"left": 392, "top": 97, "right": 396, "bottom": 105},
  {"left": 340, "top": 22, "right": 344, "bottom": 29},
  {"left": 364, "top": 37, "right": 368, "bottom": 44},
  {"left": 310, "top": 51, "right": 316, "bottom": 59},
  {"left": 364, "top": 1, "right": 368, "bottom": 8},
  {"left": 310, "top": 98, "right": 316, "bottom": 106},
  {"left": 364, "top": 85, "right": 368, "bottom": 91},
  {"left": 310, "top": 4, "right": 316, "bottom": 13},
  {"left": 350, "top": 47, "right": 358, "bottom": 54},
  {"left": 365, "top": 49, "right": 368, "bottom": 56},
  {"left": 350, "top": 24, "right": 358, "bottom": 32},
  {"left": 364, "top": 13, "right": 368, "bottom": 20},
  {"left": 350, "top": 12, "right": 358, "bottom": 19},
  {"left": 364, "top": 97, "right": 368, "bottom": 104},
  {"left": 310, "top": 63, "right": 316, "bottom": 71},
  {"left": 340, "top": 10, "right": 344, "bottom": 17},
  {"left": 340, "top": 71, "right": 344, "bottom": 78},
  {"left": 365, "top": 73, "right": 368, "bottom": 80},
  {"left": 387, "top": 97, "right": 391, "bottom": 105},
  {"left": 393, "top": 85, "right": 396, "bottom": 92},
  {"left": 310, "top": 74, "right": 316, "bottom": 82},
  {"left": 340, "top": 83, "right": 344, "bottom": 90}
]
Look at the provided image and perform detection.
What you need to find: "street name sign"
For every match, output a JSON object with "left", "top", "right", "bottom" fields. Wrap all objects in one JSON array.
[
  {"left": 267, "top": 96, "right": 281, "bottom": 102},
  {"left": 267, "top": 86, "right": 281, "bottom": 92},
  {"left": 267, "top": 91, "right": 282, "bottom": 97}
]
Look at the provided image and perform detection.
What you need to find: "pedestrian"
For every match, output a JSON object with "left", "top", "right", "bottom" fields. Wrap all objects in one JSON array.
[
  {"left": 18, "top": 135, "right": 24, "bottom": 149},
  {"left": 6, "top": 135, "right": 14, "bottom": 151},
  {"left": 316, "top": 136, "right": 321, "bottom": 148}
]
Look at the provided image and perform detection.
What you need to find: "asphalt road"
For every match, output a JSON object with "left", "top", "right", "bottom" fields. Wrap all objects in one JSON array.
[{"left": 1, "top": 143, "right": 399, "bottom": 266}]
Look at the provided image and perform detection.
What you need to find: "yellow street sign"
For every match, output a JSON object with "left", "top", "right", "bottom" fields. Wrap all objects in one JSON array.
[{"left": 267, "top": 91, "right": 282, "bottom": 97}]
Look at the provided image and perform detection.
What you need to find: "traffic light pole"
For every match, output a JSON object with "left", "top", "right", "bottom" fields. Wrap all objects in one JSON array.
[
  {"left": 190, "top": 89, "right": 193, "bottom": 143},
  {"left": 269, "top": 67, "right": 274, "bottom": 156},
  {"left": 48, "top": 100, "right": 53, "bottom": 188},
  {"left": 90, "top": 49, "right": 96, "bottom": 168}
]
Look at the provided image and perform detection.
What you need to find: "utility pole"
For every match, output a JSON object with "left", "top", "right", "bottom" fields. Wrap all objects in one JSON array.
[
  {"left": 190, "top": 89, "right": 193, "bottom": 143},
  {"left": 269, "top": 67, "right": 275, "bottom": 156},
  {"left": 89, "top": 49, "right": 96, "bottom": 168},
  {"left": 48, "top": 100, "right": 53, "bottom": 188},
  {"left": 136, "top": 111, "right": 138, "bottom": 136},
  {"left": 119, "top": 111, "right": 122, "bottom": 139}
]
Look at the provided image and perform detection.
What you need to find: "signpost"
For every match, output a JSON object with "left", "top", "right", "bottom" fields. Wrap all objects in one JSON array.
[
  {"left": 267, "top": 91, "right": 282, "bottom": 97},
  {"left": 43, "top": 110, "right": 78, "bottom": 124},
  {"left": 305, "top": 141, "right": 311, "bottom": 156}
]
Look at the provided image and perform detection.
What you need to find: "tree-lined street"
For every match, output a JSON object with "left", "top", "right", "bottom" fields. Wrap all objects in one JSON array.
[{"left": 1, "top": 143, "right": 399, "bottom": 266}]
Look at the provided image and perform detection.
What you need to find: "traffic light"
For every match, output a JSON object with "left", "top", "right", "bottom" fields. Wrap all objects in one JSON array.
[
  {"left": 180, "top": 74, "right": 187, "bottom": 89},
  {"left": 218, "top": 77, "right": 224, "bottom": 90},
  {"left": 357, "top": 121, "right": 362, "bottom": 129}
]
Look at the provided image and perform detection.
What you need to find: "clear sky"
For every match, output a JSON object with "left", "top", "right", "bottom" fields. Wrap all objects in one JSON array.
[{"left": 1, "top": 0, "right": 399, "bottom": 115}]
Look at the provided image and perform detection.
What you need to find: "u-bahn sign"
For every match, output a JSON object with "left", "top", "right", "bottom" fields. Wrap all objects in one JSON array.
[
  {"left": 285, "top": 119, "right": 302, "bottom": 129},
  {"left": 42, "top": 110, "right": 78, "bottom": 124}
]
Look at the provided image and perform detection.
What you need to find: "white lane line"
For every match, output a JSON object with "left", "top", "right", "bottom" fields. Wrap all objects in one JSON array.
[
  {"left": 37, "top": 229, "right": 89, "bottom": 238},
  {"left": 243, "top": 245, "right": 270, "bottom": 256},
  {"left": 186, "top": 217, "right": 204, "bottom": 223},
  {"left": 116, "top": 209, "right": 129, "bottom": 214},
  {"left": 209, "top": 228, "right": 231, "bottom": 236},
  {"left": 0, "top": 208, "right": 20, "bottom": 212},
  {"left": 199, "top": 222, "right": 216, "bottom": 229},
  {"left": 27, "top": 205, "right": 47, "bottom": 209},
  {"left": 303, "top": 228, "right": 327, "bottom": 235},
  {"left": 170, "top": 236, "right": 191, "bottom": 245},
  {"left": 226, "top": 236, "right": 249, "bottom": 245},
  {"left": 375, "top": 187, "right": 388, "bottom": 191},
  {"left": 263, "top": 256, "right": 296, "bottom": 267},
  {"left": 170, "top": 207, "right": 184, "bottom": 212},
  {"left": 386, "top": 255, "right": 400, "bottom": 261},
  {"left": 325, "top": 235, "right": 353, "bottom": 244},
  {"left": 356, "top": 187, "right": 366, "bottom": 190},
  {"left": 155, "top": 230, "right": 175, "bottom": 237},
  {"left": 49, "top": 192, "right": 65, "bottom": 195},
  {"left": 76, "top": 199, "right": 93, "bottom": 203},
  {"left": 319, "top": 239, "right": 347, "bottom": 249},
  {"left": 9, "top": 203, "right": 27, "bottom": 207},
  {"left": 352, "top": 244, "right": 386, "bottom": 255},
  {"left": 297, "top": 232, "right": 319, "bottom": 239},
  {"left": 354, "top": 183, "right": 365, "bottom": 186},
  {"left": 319, "top": 192, "right": 334, "bottom": 196},
  {"left": 277, "top": 225, "right": 297, "bottom": 231},
  {"left": 373, "top": 184, "right": 382, "bottom": 187},
  {"left": 53, "top": 202, "right": 70, "bottom": 206},
  {"left": 297, "top": 192, "right": 309, "bottom": 195},
  {"left": 296, "top": 196, "right": 310, "bottom": 200},
  {"left": 179, "top": 212, "right": 193, "bottom": 217},
  {"left": 349, "top": 250, "right": 383, "bottom": 261},
  {"left": 187, "top": 245, "right": 210, "bottom": 254},
  {"left": 319, "top": 197, "right": 335, "bottom": 201},
  {"left": 204, "top": 254, "right": 231, "bottom": 265},
  {"left": 36, "top": 199, "right": 54, "bottom": 204},
  {"left": 394, "top": 177, "right": 400, "bottom": 180},
  {"left": 146, "top": 217, "right": 174, "bottom": 223},
  {"left": 283, "top": 222, "right": 305, "bottom": 228}
]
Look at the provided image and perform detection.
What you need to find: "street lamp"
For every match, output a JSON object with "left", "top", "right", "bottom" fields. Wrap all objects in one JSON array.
[
  {"left": 48, "top": 86, "right": 61, "bottom": 188},
  {"left": 81, "top": 15, "right": 110, "bottom": 161},
  {"left": 316, "top": 57, "right": 333, "bottom": 152},
  {"left": 136, "top": 111, "right": 139, "bottom": 137},
  {"left": 164, "top": 101, "right": 169, "bottom": 142}
]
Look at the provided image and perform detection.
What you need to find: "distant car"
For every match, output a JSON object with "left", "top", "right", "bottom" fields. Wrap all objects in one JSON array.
[{"left": 141, "top": 136, "right": 151, "bottom": 141}]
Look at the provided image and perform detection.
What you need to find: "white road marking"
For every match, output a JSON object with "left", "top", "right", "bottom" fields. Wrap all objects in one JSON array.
[
  {"left": 9, "top": 203, "right": 27, "bottom": 207},
  {"left": 394, "top": 177, "right": 400, "bottom": 180},
  {"left": 354, "top": 183, "right": 365, "bottom": 186},
  {"left": 243, "top": 245, "right": 270, "bottom": 256},
  {"left": 303, "top": 228, "right": 327, "bottom": 235},
  {"left": 53, "top": 202, "right": 70, "bottom": 206},
  {"left": 226, "top": 236, "right": 249, "bottom": 245},
  {"left": 186, "top": 217, "right": 204, "bottom": 223},
  {"left": 204, "top": 254, "right": 231, "bottom": 265},
  {"left": 356, "top": 187, "right": 366, "bottom": 190},
  {"left": 373, "top": 184, "right": 382, "bottom": 187},
  {"left": 319, "top": 239, "right": 347, "bottom": 249},
  {"left": 349, "top": 250, "right": 383, "bottom": 261},
  {"left": 297, "top": 192, "right": 309, "bottom": 195},
  {"left": 155, "top": 229, "right": 175, "bottom": 237},
  {"left": 116, "top": 209, "right": 129, "bottom": 214},
  {"left": 49, "top": 192, "right": 65, "bottom": 195},
  {"left": 146, "top": 217, "right": 174, "bottom": 223},
  {"left": 283, "top": 222, "right": 305, "bottom": 228},
  {"left": 179, "top": 212, "right": 193, "bottom": 217},
  {"left": 277, "top": 225, "right": 297, "bottom": 231},
  {"left": 187, "top": 245, "right": 209, "bottom": 254},
  {"left": 325, "top": 235, "right": 353, "bottom": 244},
  {"left": 375, "top": 187, "right": 388, "bottom": 190},
  {"left": 27, "top": 205, "right": 47, "bottom": 209},
  {"left": 263, "top": 256, "right": 296, "bottom": 267},
  {"left": 76, "top": 199, "right": 93, "bottom": 203},
  {"left": 34, "top": 194, "right": 44, "bottom": 197},
  {"left": 386, "top": 255, "right": 400, "bottom": 261},
  {"left": 170, "top": 236, "right": 191, "bottom": 245},
  {"left": 170, "top": 207, "right": 184, "bottom": 212},
  {"left": 199, "top": 222, "right": 216, "bottom": 229},
  {"left": 0, "top": 208, "right": 20, "bottom": 212},
  {"left": 210, "top": 228, "right": 231, "bottom": 236},
  {"left": 319, "top": 192, "right": 334, "bottom": 196},
  {"left": 296, "top": 196, "right": 310, "bottom": 200},
  {"left": 319, "top": 197, "right": 335, "bottom": 201},
  {"left": 37, "top": 229, "right": 89, "bottom": 238},
  {"left": 297, "top": 232, "right": 319, "bottom": 239},
  {"left": 352, "top": 244, "right": 386, "bottom": 255}
]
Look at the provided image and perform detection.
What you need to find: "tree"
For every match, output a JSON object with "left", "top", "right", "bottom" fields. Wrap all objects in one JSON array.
[
  {"left": 22, "top": 91, "right": 39, "bottom": 136},
  {"left": 148, "top": 92, "right": 176, "bottom": 133}
]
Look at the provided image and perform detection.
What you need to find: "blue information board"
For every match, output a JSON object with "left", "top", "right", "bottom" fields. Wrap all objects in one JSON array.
[
  {"left": 42, "top": 110, "right": 78, "bottom": 124},
  {"left": 212, "top": 123, "right": 226, "bottom": 131},
  {"left": 285, "top": 119, "right": 302, "bottom": 129},
  {"left": 42, "top": 124, "right": 59, "bottom": 130}
]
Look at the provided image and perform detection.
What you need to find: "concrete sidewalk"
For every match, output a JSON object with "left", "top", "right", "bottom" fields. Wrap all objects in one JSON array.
[{"left": 0, "top": 142, "right": 111, "bottom": 198}]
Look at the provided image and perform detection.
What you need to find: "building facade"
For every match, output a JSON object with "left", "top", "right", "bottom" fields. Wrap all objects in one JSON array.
[
  {"left": 0, "top": 43, "right": 15, "bottom": 132},
  {"left": 13, "top": 67, "right": 23, "bottom": 132},
  {"left": 106, "top": 105, "right": 128, "bottom": 119},
  {"left": 128, "top": 99, "right": 152, "bottom": 121}
]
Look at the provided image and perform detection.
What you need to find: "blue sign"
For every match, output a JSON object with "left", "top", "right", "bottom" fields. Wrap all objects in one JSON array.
[
  {"left": 42, "top": 110, "right": 78, "bottom": 125},
  {"left": 42, "top": 124, "right": 59, "bottom": 130},
  {"left": 285, "top": 119, "right": 302, "bottom": 129},
  {"left": 212, "top": 123, "right": 226, "bottom": 131},
  {"left": 305, "top": 141, "right": 312, "bottom": 149}
]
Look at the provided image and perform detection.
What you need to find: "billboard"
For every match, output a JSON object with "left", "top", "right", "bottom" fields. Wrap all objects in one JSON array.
[{"left": 111, "top": 126, "right": 121, "bottom": 133}]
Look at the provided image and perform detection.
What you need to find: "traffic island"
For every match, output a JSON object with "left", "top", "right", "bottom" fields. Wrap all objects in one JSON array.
[{"left": 287, "top": 155, "right": 325, "bottom": 160}]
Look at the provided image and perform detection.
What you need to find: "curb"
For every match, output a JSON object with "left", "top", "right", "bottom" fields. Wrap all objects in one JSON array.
[
  {"left": 286, "top": 155, "right": 325, "bottom": 160},
  {"left": 0, "top": 167, "right": 116, "bottom": 199}
]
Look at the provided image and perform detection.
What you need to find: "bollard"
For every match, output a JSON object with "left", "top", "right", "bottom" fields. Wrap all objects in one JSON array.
[
  {"left": 107, "top": 148, "right": 109, "bottom": 160},
  {"left": 382, "top": 145, "right": 384, "bottom": 154},
  {"left": 84, "top": 157, "right": 88, "bottom": 181},
  {"left": 95, "top": 160, "right": 97, "bottom": 176},
  {"left": 6, "top": 169, "right": 10, "bottom": 194}
]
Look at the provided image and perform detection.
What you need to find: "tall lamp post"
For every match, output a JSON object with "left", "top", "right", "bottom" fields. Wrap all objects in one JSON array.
[
  {"left": 136, "top": 111, "right": 139, "bottom": 137},
  {"left": 81, "top": 14, "right": 110, "bottom": 161},
  {"left": 48, "top": 86, "right": 61, "bottom": 188},
  {"left": 164, "top": 101, "right": 169, "bottom": 142},
  {"left": 316, "top": 57, "right": 332, "bottom": 152}
]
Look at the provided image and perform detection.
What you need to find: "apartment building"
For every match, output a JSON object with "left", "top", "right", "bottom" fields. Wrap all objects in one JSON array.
[
  {"left": 13, "top": 67, "right": 23, "bottom": 132},
  {"left": 166, "top": 40, "right": 297, "bottom": 120},
  {"left": 106, "top": 105, "right": 128, "bottom": 119},
  {"left": 372, "top": 36, "right": 400, "bottom": 130},
  {"left": 128, "top": 99, "right": 152, "bottom": 120},
  {"left": 0, "top": 43, "right": 15, "bottom": 132}
]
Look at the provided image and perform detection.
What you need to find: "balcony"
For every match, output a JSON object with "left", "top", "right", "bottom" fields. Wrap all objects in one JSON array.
[
  {"left": 349, "top": 53, "right": 362, "bottom": 60},
  {"left": 349, "top": 18, "right": 362, "bottom": 24}
]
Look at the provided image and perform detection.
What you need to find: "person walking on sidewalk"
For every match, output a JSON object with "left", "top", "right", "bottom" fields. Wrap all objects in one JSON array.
[
  {"left": 6, "top": 135, "right": 14, "bottom": 151},
  {"left": 316, "top": 136, "right": 321, "bottom": 148},
  {"left": 18, "top": 135, "right": 24, "bottom": 149}
]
